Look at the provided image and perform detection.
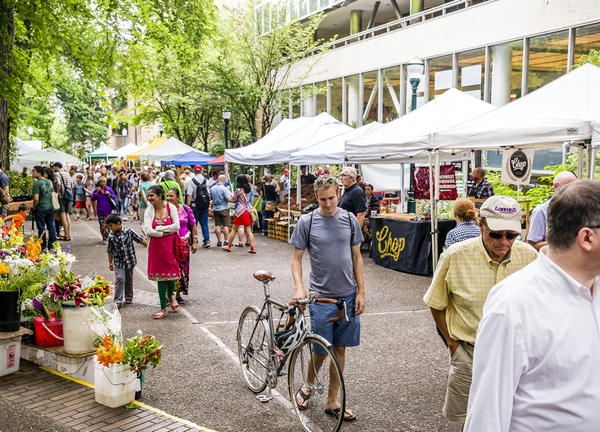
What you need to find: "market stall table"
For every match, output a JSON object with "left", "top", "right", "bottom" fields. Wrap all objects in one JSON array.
[{"left": 369, "top": 217, "right": 456, "bottom": 275}]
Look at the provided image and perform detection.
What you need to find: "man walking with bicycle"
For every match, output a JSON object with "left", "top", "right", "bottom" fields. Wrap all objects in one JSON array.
[{"left": 290, "top": 174, "right": 365, "bottom": 422}]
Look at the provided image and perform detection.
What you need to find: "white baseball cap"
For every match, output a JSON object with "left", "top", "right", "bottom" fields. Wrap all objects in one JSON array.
[{"left": 479, "top": 196, "right": 522, "bottom": 233}]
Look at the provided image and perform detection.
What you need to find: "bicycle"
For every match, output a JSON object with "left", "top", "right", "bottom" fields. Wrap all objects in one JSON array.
[{"left": 237, "top": 270, "right": 349, "bottom": 432}]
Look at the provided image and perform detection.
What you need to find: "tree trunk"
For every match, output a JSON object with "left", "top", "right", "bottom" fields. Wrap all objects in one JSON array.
[{"left": 0, "top": 2, "right": 14, "bottom": 170}]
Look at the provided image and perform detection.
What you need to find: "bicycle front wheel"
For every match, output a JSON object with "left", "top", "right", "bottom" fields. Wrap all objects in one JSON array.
[
  {"left": 237, "top": 306, "right": 270, "bottom": 393},
  {"left": 288, "top": 335, "right": 346, "bottom": 432}
]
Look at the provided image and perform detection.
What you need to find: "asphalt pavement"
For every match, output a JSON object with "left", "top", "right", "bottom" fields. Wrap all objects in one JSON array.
[{"left": 10, "top": 216, "right": 461, "bottom": 432}]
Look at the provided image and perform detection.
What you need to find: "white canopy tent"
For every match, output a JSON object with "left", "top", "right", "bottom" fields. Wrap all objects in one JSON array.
[
  {"left": 139, "top": 137, "right": 208, "bottom": 162},
  {"left": 345, "top": 88, "right": 495, "bottom": 163},
  {"left": 225, "top": 113, "right": 351, "bottom": 165},
  {"left": 289, "top": 122, "right": 381, "bottom": 165},
  {"left": 108, "top": 143, "right": 139, "bottom": 159}
]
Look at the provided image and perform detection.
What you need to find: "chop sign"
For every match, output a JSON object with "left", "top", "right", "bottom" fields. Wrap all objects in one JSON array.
[{"left": 376, "top": 225, "right": 406, "bottom": 261}]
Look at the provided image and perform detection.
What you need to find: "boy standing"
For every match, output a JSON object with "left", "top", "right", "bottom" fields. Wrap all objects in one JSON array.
[
  {"left": 73, "top": 174, "right": 86, "bottom": 220},
  {"left": 106, "top": 213, "right": 147, "bottom": 308}
]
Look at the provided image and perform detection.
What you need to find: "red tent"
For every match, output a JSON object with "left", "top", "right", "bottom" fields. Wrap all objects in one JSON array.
[{"left": 206, "top": 154, "right": 225, "bottom": 165}]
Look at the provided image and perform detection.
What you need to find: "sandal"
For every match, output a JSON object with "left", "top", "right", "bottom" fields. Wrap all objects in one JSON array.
[
  {"left": 248, "top": 247, "right": 256, "bottom": 254},
  {"left": 170, "top": 302, "right": 179, "bottom": 312},
  {"left": 235, "top": 243, "right": 244, "bottom": 247},
  {"left": 222, "top": 245, "right": 232, "bottom": 252},
  {"left": 153, "top": 311, "right": 167, "bottom": 319},
  {"left": 324, "top": 407, "right": 356, "bottom": 421},
  {"left": 295, "top": 387, "right": 311, "bottom": 410}
]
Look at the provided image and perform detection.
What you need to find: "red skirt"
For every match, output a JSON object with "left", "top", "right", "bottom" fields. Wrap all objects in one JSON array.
[{"left": 233, "top": 210, "right": 251, "bottom": 226}]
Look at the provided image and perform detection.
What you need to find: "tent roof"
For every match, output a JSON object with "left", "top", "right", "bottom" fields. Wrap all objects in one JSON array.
[
  {"left": 345, "top": 88, "right": 494, "bottom": 163},
  {"left": 16, "top": 148, "right": 82, "bottom": 165},
  {"left": 161, "top": 150, "right": 214, "bottom": 166},
  {"left": 127, "top": 136, "right": 166, "bottom": 160},
  {"left": 290, "top": 122, "right": 381, "bottom": 165},
  {"left": 206, "top": 155, "right": 225, "bottom": 165},
  {"left": 109, "top": 143, "right": 139, "bottom": 158},
  {"left": 139, "top": 137, "right": 206, "bottom": 161},
  {"left": 225, "top": 113, "right": 349, "bottom": 165},
  {"left": 436, "top": 64, "right": 600, "bottom": 151},
  {"left": 86, "top": 143, "right": 113, "bottom": 158}
]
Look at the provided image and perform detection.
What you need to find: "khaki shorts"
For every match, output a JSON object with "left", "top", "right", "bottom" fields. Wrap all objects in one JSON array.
[
  {"left": 214, "top": 209, "right": 231, "bottom": 227},
  {"left": 443, "top": 341, "right": 474, "bottom": 423}
]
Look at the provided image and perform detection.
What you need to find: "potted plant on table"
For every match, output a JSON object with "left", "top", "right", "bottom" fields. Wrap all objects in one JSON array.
[{"left": 0, "top": 263, "right": 46, "bottom": 332}]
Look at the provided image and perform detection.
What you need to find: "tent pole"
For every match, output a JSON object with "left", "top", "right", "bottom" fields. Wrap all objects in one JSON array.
[
  {"left": 591, "top": 149, "right": 597, "bottom": 180},
  {"left": 433, "top": 150, "right": 440, "bottom": 271},
  {"left": 288, "top": 162, "right": 292, "bottom": 242},
  {"left": 462, "top": 158, "right": 469, "bottom": 197},
  {"left": 400, "top": 163, "right": 405, "bottom": 213},
  {"left": 428, "top": 151, "right": 436, "bottom": 271},
  {"left": 576, "top": 145, "right": 584, "bottom": 179},
  {"left": 296, "top": 165, "right": 301, "bottom": 209},
  {"left": 587, "top": 145, "right": 594, "bottom": 179}
]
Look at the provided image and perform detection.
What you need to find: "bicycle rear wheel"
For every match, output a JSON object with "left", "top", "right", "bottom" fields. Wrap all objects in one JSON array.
[
  {"left": 288, "top": 335, "right": 346, "bottom": 432},
  {"left": 237, "top": 306, "right": 270, "bottom": 393}
]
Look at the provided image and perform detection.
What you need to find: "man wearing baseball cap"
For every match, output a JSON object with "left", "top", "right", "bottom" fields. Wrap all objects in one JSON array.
[{"left": 423, "top": 195, "right": 537, "bottom": 428}]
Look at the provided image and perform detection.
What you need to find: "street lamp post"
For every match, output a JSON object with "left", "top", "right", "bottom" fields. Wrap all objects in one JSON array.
[
  {"left": 406, "top": 58, "right": 424, "bottom": 112},
  {"left": 222, "top": 110, "right": 231, "bottom": 182},
  {"left": 27, "top": 126, "right": 33, "bottom": 140},
  {"left": 405, "top": 58, "right": 424, "bottom": 214}
]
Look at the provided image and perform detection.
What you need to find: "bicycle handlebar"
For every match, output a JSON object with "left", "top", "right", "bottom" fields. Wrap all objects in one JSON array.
[{"left": 287, "top": 298, "right": 345, "bottom": 323}]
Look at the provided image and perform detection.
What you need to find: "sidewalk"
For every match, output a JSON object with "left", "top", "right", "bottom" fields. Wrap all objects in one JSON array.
[{"left": 0, "top": 360, "right": 214, "bottom": 432}]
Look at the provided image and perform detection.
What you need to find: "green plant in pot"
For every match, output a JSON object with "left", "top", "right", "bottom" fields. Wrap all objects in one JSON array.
[{"left": 0, "top": 264, "right": 47, "bottom": 332}]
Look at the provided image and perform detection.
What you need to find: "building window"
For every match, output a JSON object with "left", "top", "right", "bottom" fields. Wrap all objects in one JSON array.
[
  {"left": 428, "top": 55, "right": 453, "bottom": 99},
  {"left": 330, "top": 78, "right": 343, "bottom": 121},
  {"left": 382, "top": 66, "right": 400, "bottom": 122},
  {"left": 527, "top": 30, "right": 569, "bottom": 93},
  {"left": 292, "top": 87, "right": 301, "bottom": 118},
  {"left": 457, "top": 48, "right": 485, "bottom": 100},
  {"left": 362, "top": 71, "right": 378, "bottom": 124},
  {"left": 315, "top": 81, "right": 327, "bottom": 115},
  {"left": 575, "top": 23, "right": 600, "bottom": 65},
  {"left": 346, "top": 74, "right": 360, "bottom": 126},
  {"left": 490, "top": 40, "right": 523, "bottom": 105}
]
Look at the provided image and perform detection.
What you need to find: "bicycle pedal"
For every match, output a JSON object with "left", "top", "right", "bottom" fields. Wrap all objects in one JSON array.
[{"left": 256, "top": 394, "right": 272, "bottom": 403}]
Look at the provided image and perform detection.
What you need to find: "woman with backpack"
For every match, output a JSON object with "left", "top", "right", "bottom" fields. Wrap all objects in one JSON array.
[{"left": 222, "top": 174, "right": 255, "bottom": 254}]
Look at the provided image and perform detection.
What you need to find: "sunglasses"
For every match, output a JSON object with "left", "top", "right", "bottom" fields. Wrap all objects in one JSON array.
[
  {"left": 315, "top": 176, "right": 337, "bottom": 187},
  {"left": 487, "top": 231, "right": 519, "bottom": 240}
]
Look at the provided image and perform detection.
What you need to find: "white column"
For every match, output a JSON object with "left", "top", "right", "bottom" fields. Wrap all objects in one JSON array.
[
  {"left": 347, "top": 75, "right": 360, "bottom": 126},
  {"left": 302, "top": 94, "right": 315, "bottom": 117},
  {"left": 491, "top": 44, "right": 512, "bottom": 106}
]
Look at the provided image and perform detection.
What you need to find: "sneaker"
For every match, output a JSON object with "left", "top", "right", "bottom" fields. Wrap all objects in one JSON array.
[
  {"left": 125, "top": 299, "right": 133, "bottom": 304},
  {"left": 248, "top": 247, "right": 256, "bottom": 254},
  {"left": 245, "top": 242, "right": 251, "bottom": 247},
  {"left": 203, "top": 240, "right": 211, "bottom": 248},
  {"left": 74, "top": 216, "right": 80, "bottom": 221},
  {"left": 216, "top": 241, "right": 222, "bottom": 247},
  {"left": 224, "top": 241, "right": 229, "bottom": 246},
  {"left": 116, "top": 303, "right": 122, "bottom": 310},
  {"left": 175, "top": 295, "right": 186, "bottom": 304}
]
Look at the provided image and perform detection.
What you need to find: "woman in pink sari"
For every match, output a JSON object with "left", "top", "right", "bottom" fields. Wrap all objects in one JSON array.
[
  {"left": 166, "top": 188, "right": 198, "bottom": 304},
  {"left": 143, "top": 185, "right": 181, "bottom": 319}
]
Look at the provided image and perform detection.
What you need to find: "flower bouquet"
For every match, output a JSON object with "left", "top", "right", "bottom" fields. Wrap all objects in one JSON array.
[{"left": 94, "top": 332, "right": 163, "bottom": 407}]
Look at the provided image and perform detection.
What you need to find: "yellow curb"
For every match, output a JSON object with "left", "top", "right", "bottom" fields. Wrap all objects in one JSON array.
[{"left": 39, "top": 365, "right": 218, "bottom": 432}]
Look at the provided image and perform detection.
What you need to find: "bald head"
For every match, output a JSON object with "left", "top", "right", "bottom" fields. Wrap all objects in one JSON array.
[
  {"left": 553, "top": 171, "right": 577, "bottom": 190},
  {"left": 218, "top": 174, "right": 226, "bottom": 184}
]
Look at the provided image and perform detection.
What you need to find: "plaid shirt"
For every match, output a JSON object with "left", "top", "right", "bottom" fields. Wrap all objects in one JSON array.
[
  {"left": 468, "top": 179, "right": 494, "bottom": 199},
  {"left": 106, "top": 227, "right": 144, "bottom": 269},
  {"left": 443, "top": 221, "right": 481, "bottom": 250},
  {"left": 423, "top": 236, "right": 537, "bottom": 344}
]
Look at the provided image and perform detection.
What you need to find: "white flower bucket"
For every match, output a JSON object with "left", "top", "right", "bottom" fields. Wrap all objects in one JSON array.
[
  {"left": 62, "top": 301, "right": 96, "bottom": 354},
  {"left": 93, "top": 356, "right": 136, "bottom": 407}
]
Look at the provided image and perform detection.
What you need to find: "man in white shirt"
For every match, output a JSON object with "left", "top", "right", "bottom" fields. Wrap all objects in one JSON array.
[{"left": 465, "top": 180, "right": 600, "bottom": 432}]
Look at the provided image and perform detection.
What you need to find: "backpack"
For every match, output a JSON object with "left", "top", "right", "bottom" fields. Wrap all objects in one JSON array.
[{"left": 192, "top": 177, "right": 210, "bottom": 210}]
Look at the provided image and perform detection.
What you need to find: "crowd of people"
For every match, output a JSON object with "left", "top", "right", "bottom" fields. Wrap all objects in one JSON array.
[{"left": 8, "top": 158, "right": 600, "bottom": 429}]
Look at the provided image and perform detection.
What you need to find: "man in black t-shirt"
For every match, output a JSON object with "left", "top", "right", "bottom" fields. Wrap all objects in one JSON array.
[{"left": 338, "top": 167, "right": 366, "bottom": 226}]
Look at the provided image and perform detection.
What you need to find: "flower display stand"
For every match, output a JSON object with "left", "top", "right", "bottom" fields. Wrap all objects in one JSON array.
[
  {"left": 20, "top": 344, "right": 96, "bottom": 385},
  {"left": 0, "top": 327, "right": 33, "bottom": 378}
]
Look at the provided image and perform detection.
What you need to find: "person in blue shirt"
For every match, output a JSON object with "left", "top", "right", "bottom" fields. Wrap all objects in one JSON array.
[{"left": 210, "top": 175, "right": 232, "bottom": 247}]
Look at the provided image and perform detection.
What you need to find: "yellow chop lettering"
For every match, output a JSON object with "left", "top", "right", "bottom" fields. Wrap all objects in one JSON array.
[{"left": 376, "top": 225, "right": 406, "bottom": 261}]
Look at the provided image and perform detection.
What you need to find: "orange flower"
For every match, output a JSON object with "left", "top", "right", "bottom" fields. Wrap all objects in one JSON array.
[{"left": 96, "top": 335, "right": 124, "bottom": 367}]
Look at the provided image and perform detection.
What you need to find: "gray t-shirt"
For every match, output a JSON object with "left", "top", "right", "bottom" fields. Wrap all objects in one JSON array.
[{"left": 290, "top": 209, "right": 363, "bottom": 298}]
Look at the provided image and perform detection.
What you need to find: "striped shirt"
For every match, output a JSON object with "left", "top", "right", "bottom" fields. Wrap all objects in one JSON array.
[
  {"left": 444, "top": 221, "right": 481, "bottom": 250},
  {"left": 423, "top": 236, "right": 537, "bottom": 344},
  {"left": 526, "top": 199, "right": 550, "bottom": 243}
]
